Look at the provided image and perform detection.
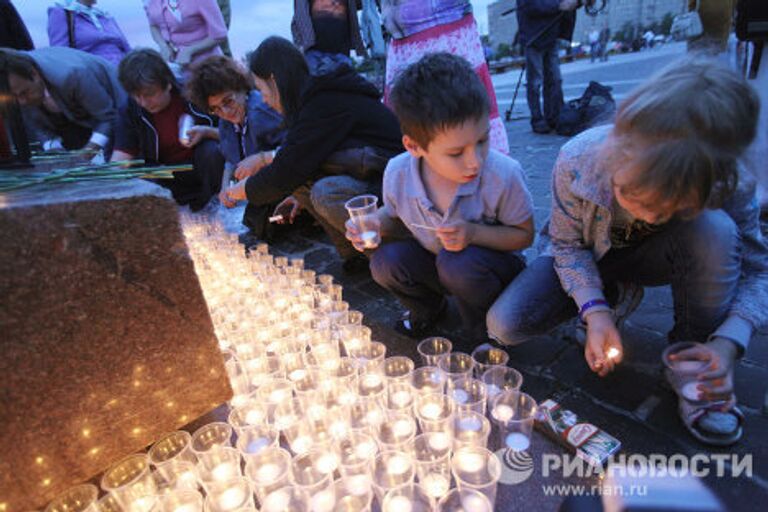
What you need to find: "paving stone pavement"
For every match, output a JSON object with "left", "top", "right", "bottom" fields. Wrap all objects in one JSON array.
[{"left": 217, "top": 118, "right": 768, "bottom": 512}]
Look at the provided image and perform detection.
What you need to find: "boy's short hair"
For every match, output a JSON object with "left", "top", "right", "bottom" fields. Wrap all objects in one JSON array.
[
  {"left": 389, "top": 53, "right": 489, "bottom": 149},
  {"left": 610, "top": 58, "right": 759, "bottom": 210},
  {"left": 118, "top": 48, "right": 176, "bottom": 94},
  {"left": 0, "top": 49, "right": 37, "bottom": 81},
  {"left": 186, "top": 56, "right": 253, "bottom": 110}
]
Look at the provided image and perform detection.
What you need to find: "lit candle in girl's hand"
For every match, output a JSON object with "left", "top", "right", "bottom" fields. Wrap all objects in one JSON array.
[{"left": 606, "top": 347, "right": 621, "bottom": 360}]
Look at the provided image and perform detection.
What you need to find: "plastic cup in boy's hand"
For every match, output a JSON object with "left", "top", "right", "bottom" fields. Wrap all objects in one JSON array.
[{"left": 344, "top": 194, "right": 381, "bottom": 250}]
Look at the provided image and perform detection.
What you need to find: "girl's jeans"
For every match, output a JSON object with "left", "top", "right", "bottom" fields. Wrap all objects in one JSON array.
[{"left": 487, "top": 209, "right": 741, "bottom": 345}]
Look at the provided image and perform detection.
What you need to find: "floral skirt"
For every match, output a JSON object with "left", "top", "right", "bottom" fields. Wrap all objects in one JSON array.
[{"left": 384, "top": 13, "right": 509, "bottom": 154}]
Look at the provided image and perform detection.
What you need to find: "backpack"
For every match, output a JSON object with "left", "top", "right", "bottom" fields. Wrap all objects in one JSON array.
[{"left": 556, "top": 81, "right": 616, "bottom": 136}]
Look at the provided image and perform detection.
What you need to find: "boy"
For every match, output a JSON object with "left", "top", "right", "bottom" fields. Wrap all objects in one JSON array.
[
  {"left": 111, "top": 49, "right": 224, "bottom": 211},
  {"left": 346, "top": 53, "right": 535, "bottom": 339}
]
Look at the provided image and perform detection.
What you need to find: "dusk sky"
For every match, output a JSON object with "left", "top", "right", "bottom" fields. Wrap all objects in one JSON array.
[{"left": 17, "top": 0, "right": 496, "bottom": 61}]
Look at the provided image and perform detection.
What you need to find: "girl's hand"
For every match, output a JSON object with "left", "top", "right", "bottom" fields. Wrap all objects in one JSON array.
[
  {"left": 584, "top": 311, "right": 623, "bottom": 376},
  {"left": 436, "top": 220, "right": 475, "bottom": 252},
  {"left": 272, "top": 196, "right": 302, "bottom": 224},
  {"left": 671, "top": 338, "right": 737, "bottom": 404},
  {"left": 234, "top": 153, "right": 268, "bottom": 180}
]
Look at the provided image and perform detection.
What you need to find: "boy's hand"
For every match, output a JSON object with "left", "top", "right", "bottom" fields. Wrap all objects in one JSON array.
[
  {"left": 584, "top": 311, "right": 623, "bottom": 377},
  {"left": 345, "top": 218, "right": 365, "bottom": 252},
  {"left": 345, "top": 218, "right": 380, "bottom": 252},
  {"left": 221, "top": 181, "right": 246, "bottom": 207},
  {"left": 436, "top": 220, "right": 475, "bottom": 252}
]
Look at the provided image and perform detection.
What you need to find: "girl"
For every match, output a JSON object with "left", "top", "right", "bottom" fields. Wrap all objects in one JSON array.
[{"left": 488, "top": 59, "right": 765, "bottom": 446}]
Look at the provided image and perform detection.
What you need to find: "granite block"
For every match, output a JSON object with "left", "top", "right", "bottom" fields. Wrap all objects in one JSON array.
[{"left": 0, "top": 181, "right": 231, "bottom": 510}]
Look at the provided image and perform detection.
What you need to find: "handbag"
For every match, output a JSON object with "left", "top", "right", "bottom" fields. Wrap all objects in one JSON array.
[
  {"left": 65, "top": 10, "right": 76, "bottom": 48},
  {"left": 671, "top": 0, "right": 704, "bottom": 41}
]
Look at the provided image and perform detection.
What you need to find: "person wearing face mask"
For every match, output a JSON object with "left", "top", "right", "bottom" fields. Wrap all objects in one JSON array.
[
  {"left": 0, "top": 46, "right": 125, "bottom": 160},
  {"left": 186, "top": 56, "right": 286, "bottom": 237},
  {"left": 111, "top": 48, "right": 224, "bottom": 211},
  {"left": 292, "top": 0, "right": 368, "bottom": 75},
  {"left": 47, "top": 0, "right": 131, "bottom": 67}
]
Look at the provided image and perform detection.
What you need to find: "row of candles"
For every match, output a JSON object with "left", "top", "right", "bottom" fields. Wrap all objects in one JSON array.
[{"left": 42, "top": 216, "right": 540, "bottom": 512}]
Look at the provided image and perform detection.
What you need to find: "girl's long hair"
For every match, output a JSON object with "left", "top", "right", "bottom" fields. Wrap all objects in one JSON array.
[{"left": 248, "top": 36, "right": 309, "bottom": 125}]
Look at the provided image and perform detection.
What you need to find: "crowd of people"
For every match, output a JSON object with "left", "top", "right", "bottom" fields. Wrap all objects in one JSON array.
[{"left": 0, "top": 0, "right": 766, "bottom": 448}]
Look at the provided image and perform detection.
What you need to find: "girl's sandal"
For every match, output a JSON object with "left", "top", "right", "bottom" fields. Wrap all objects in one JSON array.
[{"left": 678, "top": 397, "right": 744, "bottom": 447}]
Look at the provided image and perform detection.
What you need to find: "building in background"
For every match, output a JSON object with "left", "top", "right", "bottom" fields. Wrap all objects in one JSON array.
[{"left": 488, "top": 0, "right": 687, "bottom": 54}]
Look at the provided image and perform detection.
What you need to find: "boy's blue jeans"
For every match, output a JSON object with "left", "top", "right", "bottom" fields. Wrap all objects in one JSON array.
[
  {"left": 370, "top": 239, "right": 526, "bottom": 334},
  {"left": 487, "top": 210, "right": 741, "bottom": 345}
]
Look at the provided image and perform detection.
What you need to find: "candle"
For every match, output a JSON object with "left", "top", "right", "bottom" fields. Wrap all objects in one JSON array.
[
  {"left": 680, "top": 382, "right": 701, "bottom": 401},
  {"left": 291, "top": 435, "right": 313, "bottom": 455},
  {"left": 275, "top": 412, "right": 298, "bottom": 430},
  {"left": 675, "top": 360, "right": 704, "bottom": 372},
  {"left": 316, "top": 452, "right": 339, "bottom": 474},
  {"left": 212, "top": 462, "right": 238, "bottom": 481},
  {"left": 452, "top": 389, "right": 470, "bottom": 404},
  {"left": 392, "top": 419, "right": 413, "bottom": 438},
  {"left": 311, "top": 488, "right": 336, "bottom": 512},
  {"left": 606, "top": 347, "right": 620, "bottom": 360},
  {"left": 420, "top": 402, "right": 442, "bottom": 420},
  {"left": 355, "top": 440, "right": 376, "bottom": 459},
  {"left": 492, "top": 404, "right": 514, "bottom": 423},
  {"left": 384, "top": 495, "right": 412, "bottom": 511},
  {"left": 177, "top": 469, "right": 198, "bottom": 489},
  {"left": 386, "top": 454, "right": 411, "bottom": 475},
  {"left": 289, "top": 369, "right": 307, "bottom": 382},
  {"left": 457, "top": 416, "right": 482, "bottom": 432},
  {"left": 245, "top": 436, "right": 271, "bottom": 454},
  {"left": 244, "top": 408, "right": 265, "bottom": 425},
  {"left": 362, "top": 373, "right": 383, "bottom": 390},
  {"left": 217, "top": 487, "right": 246, "bottom": 510},
  {"left": 256, "top": 462, "right": 280, "bottom": 482},
  {"left": 456, "top": 452, "right": 484, "bottom": 473},
  {"left": 505, "top": 432, "right": 531, "bottom": 451},
  {"left": 421, "top": 473, "right": 450, "bottom": 498},
  {"left": 486, "top": 383, "right": 501, "bottom": 398},
  {"left": 329, "top": 419, "right": 349, "bottom": 439},
  {"left": 390, "top": 390, "right": 412, "bottom": 408},
  {"left": 428, "top": 432, "right": 451, "bottom": 451},
  {"left": 269, "top": 389, "right": 289, "bottom": 403},
  {"left": 172, "top": 505, "right": 197, "bottom": 512}
]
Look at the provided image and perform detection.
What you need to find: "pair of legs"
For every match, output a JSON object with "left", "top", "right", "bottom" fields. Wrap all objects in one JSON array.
[
  {"left": 524, "top": 43, "right": 564, "bottom": 132},
  {"left": 293, "top": 174, "right": 378, "bottom": 261},
  {"left": 488, "top": 209, "right": 740, "bottom": 347},
  {"left": 157, "top": 139, "right": 224, "bottom": 211},
  {"left": 371, "top": 238, "right": 526, "bottom": 338}
]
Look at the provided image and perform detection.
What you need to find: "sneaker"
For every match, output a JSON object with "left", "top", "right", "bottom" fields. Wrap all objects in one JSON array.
[
  {"left": 532, "top": 119, "right": 551, "bottom": 134},
  {"left": 394, "top": 300, "right": 447, "bottom": 339}
]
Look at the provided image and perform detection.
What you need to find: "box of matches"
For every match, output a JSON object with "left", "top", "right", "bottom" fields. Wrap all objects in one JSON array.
[{"left": 535, "top": 398, "right": 621, "bottom": 466}]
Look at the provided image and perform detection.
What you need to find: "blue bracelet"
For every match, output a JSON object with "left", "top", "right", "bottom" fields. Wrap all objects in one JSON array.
[{"left": 579, "top": 298, "right": 610, "bottom": 322}]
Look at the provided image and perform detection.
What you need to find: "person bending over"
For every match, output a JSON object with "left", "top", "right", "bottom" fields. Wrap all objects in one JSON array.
[{"left": 111, "top": 48, "right": 223, "bottom": 211}]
